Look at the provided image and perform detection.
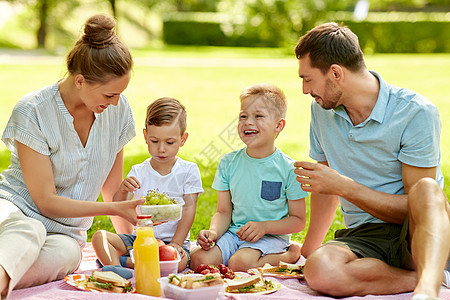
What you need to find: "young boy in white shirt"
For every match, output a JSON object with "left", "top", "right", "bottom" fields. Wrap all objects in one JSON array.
[{"left": 92, "top": 97, "right": 203, "bottom": 272}]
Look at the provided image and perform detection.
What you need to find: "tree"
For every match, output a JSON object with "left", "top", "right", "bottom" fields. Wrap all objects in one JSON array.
[{"left": 4, "top": 0, "right": 79, "bottom": 48}]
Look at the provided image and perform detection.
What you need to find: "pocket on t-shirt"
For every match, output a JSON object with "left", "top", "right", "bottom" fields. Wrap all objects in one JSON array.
[{"left": 260, "top": 180, "right": 282, "bottom": 201}]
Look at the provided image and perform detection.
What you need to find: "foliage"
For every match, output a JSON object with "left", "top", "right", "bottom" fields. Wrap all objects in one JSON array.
[
  {"left": 3, "top": 0, "right": 81, "bottom": 48},
  {"left": 0, "top": 48, "right": 449, "bottom": 244},
  {"left": 216, "top": 0, "right": 303, "bottom": 48},
  {"left": 342, "top": 20, "right": 450, "bottom": 53},
  {"left": 163, "top": 19, "right": 228, "bottom": 46}
]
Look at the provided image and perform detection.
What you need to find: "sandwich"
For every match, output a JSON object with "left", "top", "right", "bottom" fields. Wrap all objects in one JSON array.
[
  {"left": 168, "top": 273, "right": 224, "bottom": 289},
  {"left": 86, "top": 270, "right": 134, "bottom": 293},
  {"left": 225, "top": 273, "right": 274, "bottom": 293},
  {"left": 260, "top": 261, "right": 303, "bottom": 275}
]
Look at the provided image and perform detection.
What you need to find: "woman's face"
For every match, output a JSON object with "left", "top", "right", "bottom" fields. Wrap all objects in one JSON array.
[{"left": 77, "top": 72, "right": 131, "bottom": 114}]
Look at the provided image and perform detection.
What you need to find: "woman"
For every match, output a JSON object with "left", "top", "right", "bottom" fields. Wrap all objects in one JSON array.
[{"left": 0, "top": 14, "right": 143, "bottom": 298}]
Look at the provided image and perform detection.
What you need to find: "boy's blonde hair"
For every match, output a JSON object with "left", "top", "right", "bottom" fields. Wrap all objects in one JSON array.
[
  {"left": 145, "top": 97, "right": 187, "bottom": 135},
  {"left": 239, "top": 83, "right": 287, "bottom": 119}
]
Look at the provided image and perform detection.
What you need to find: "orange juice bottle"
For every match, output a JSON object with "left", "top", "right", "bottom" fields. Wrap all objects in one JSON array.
[{"left": 134, "top": 215, "right": 161, "bottom": 296}]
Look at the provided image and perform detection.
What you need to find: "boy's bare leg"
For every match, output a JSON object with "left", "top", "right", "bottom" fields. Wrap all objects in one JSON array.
[
  {"left": 189, "top": 246, "right": 223, "bottom": 271},
  {"left": 409, "top": 178, "right": 450, "bottom": 298},
  {"left": 177, "top": 250, "right": 189, "bottom": 272},
  {"left": 228, "top": 243, "right": 301, "bottom": 272},
  {"left": 92, "top": 230, "right": 128, "bottom": 266}
]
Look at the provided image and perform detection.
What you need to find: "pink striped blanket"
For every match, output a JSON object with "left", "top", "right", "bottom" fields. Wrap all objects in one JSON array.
[{"left": 9, "top": 243, "right": 450, "bottom": 299}]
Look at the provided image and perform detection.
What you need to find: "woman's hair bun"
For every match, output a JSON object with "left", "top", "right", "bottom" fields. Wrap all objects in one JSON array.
[{"left": 82, "top": 14, "right": 117, "bottom": 49}]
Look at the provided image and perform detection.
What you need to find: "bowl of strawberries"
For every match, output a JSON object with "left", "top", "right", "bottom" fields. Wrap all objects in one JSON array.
[{"left": 193, "top": 264, "right": 235, "bottom": 279}]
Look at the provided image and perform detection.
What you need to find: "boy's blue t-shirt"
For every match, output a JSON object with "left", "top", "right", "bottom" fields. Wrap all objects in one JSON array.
[{"left": 212, "top": 147, "right": 308, "bottom": 240}]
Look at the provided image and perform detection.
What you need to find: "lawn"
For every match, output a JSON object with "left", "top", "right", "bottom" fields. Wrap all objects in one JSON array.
[{"left": 0, "top": 47, "right": 449, "bottom": 244}]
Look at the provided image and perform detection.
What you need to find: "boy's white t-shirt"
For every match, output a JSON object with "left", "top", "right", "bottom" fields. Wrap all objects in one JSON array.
[{"left": 128, "top": 157, "right": 204, "bottom": 248}]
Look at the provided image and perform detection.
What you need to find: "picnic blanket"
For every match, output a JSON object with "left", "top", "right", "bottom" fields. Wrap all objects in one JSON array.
[{"left": 9, "top": 243, "right": 450, "bottom": 300}]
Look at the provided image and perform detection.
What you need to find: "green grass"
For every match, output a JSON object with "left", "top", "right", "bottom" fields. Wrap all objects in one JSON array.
[{"left": 0, "top": 47, "right": 449, "bottom": 245}]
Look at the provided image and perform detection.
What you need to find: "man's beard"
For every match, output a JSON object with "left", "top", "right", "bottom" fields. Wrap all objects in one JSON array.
[{"left": 318, "top": 78, "right": 342, "bottom": 110}]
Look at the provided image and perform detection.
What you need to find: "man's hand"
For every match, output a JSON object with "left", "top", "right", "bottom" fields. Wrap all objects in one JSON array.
[
  {"left": 197, "top": 230, "right": 218, "bottom": 250},
  {"left": 294, "top": 161, "right": 350, "bottom": 196},
  {"left": 236, "top": 221, "right": 266, "bottom": 242}
]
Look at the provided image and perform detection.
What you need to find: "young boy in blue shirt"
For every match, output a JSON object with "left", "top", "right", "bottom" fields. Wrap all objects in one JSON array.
[{"left": 190, "top": 83, "right": 308, "bottom": 272}]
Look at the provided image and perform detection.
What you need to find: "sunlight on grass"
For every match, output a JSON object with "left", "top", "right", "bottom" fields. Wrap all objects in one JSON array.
[{"left": 0, "top": 48, "right": 449, "bottom": 243}]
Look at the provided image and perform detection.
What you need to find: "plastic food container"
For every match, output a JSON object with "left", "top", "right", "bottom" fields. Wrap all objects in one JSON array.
[
  {"left": 130, "top": 249, "right": 181, "bottom": 277},
  {"left": 158, "top": 275, "right": 226, "bottom": 300},
  {"left": 137, "top": 203, "right": 183, "bottom": 222},
  {"left": 160, "top": 252, "right": 181, "bottom": 277},
  {"left": 130, "top": 249, "right": 181, "bottom": 278}
]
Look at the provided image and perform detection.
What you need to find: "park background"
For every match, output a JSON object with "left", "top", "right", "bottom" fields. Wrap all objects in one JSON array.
[{"left": 0, "top": 0, "right": 449, "bottom": 244}]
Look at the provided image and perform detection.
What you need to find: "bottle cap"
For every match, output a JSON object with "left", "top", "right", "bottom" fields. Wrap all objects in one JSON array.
[{"left": 137, "top": 215, "right": 152, "bottom": 219}]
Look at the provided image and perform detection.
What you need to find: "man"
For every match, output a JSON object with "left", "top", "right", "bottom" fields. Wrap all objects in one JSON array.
[{"left": 293, "top": 22, "right": 450, "bottom": 299}]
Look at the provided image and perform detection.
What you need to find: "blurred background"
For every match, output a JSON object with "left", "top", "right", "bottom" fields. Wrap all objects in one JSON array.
[
  {"left": 0, "top": 0, "right": 449, "bottom": 53},
  {"left": 0, "top": 0, "right": 449, "bottom": 242}
]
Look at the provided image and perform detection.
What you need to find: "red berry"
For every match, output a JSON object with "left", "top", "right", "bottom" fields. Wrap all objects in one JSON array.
[{"left": 194, "top": 264, "right": 208, "bottom": 273}]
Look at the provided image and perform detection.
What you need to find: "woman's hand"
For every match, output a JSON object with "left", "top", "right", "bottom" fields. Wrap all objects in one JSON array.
[{"left": 115, "top": 198, "right": 145, "bottom": 225}]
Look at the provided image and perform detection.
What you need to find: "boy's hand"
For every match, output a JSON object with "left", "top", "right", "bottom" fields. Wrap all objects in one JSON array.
[
  {"left": 118, "top": 176, "right": 141, "bottom": 194},
  {"left": 168, "top": 242, "right": 186, "bottom": 259},
  {"left": 197, "top": 230, "right": 217, "bottom": 250},
  {"left": 236, "top": 221, "right": 266, "bottom": 242}
]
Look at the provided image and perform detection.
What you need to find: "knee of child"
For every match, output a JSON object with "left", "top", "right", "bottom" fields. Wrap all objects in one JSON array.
[
  {"left": 91, "top": 230, "right": 106, "bottom": 246},
  {"left": 178, "top": 254, "right": 188, "bottom": 272},
  {"left": 189, "top": 248, "right": 202, "bottom": 270},
  {"left": 228, "top": 254, "right": 251, "bottom": 272}
]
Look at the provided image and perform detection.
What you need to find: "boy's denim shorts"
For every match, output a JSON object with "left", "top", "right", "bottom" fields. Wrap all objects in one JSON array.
[
  {"left": 216, "top": 230, "right": 290, "bottom": 266},
  {"left": 118, "top": 234, "right": 191, "bottom": 259},
  {"left": 324, "top": 217, "right": 412, "bottom": 269}
]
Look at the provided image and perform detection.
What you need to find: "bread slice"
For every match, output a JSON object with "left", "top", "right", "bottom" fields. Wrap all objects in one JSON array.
[
  {"left": 279, "top": 261, "right": 302, "bottom": 270},
  {"left": 91, "top": 271, "right": 131, "bottom": 287},
  {"left": 260, "top": 263, "right": 279, "bottom": 273},
  {"left": 225, "top": 273, "right": 262, "bottom": 290},
  {"left": 87, "top": 281, "right": 125, "bottom": 293}
]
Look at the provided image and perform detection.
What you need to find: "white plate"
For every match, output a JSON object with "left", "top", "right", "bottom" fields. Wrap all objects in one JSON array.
[
  {"left": 64, "top": 274, "right": 103, "bottom": 293},
  {"left": 224, "top": 281, "right": 282, "bottom": 295}
]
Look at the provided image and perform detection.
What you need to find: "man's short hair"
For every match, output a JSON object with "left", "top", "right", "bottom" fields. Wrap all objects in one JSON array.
[{"left": 295, "top": 22, "right": 366, "bottom": 73}]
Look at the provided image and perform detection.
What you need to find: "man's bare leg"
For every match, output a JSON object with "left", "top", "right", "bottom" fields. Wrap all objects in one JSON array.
[
  {"left": 409, "top": 178, "right": 450, "bottom": 298},
  {"left": 304, "top": 245, "right": 416, "bottom": 297}
]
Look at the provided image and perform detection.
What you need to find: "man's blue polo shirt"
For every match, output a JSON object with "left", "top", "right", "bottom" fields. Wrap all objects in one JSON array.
[{"left": 309, "top": 71, "right": 443, "bottom": 228}]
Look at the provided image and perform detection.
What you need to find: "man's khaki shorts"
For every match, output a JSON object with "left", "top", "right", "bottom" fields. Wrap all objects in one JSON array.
[{"left": 325, "top": 218, "right": 412, "bottom": 269}]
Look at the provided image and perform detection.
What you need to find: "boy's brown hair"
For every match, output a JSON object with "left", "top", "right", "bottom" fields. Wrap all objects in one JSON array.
[
  {"left": 239, "top": 83, "right": 287, "bottom": 119},
  {"left": 294, "top": 22, "right": 366, "bottom": 74},
  {"left": 145, "top": 97, "right": 187, "bottom": 135}
]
